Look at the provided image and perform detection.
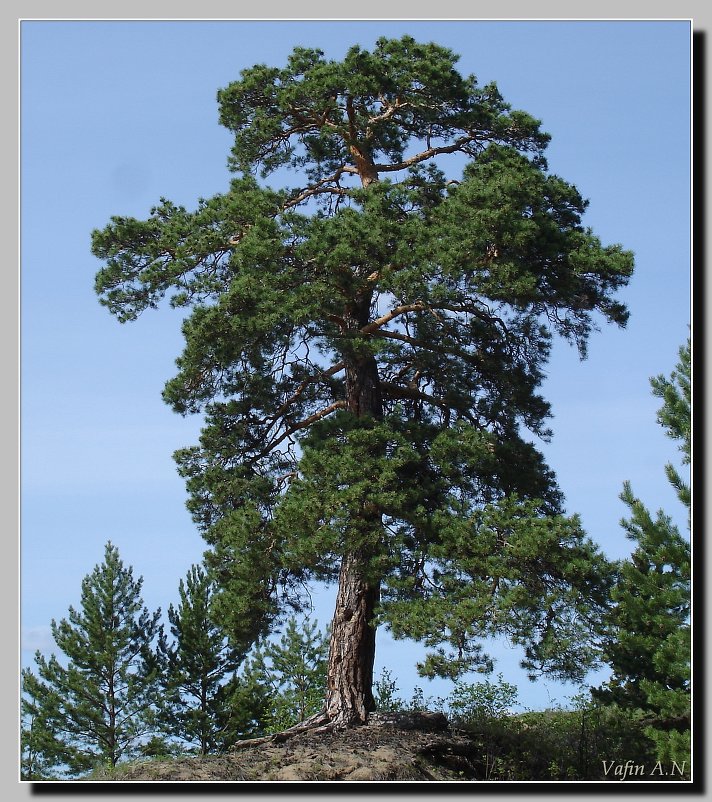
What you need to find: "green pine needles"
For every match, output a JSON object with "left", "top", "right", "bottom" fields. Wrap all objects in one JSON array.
[
  {"left": 156, "top": 565, "right": 264, "bottom": 754},
  {"left": 92, "top": 36, "right": 635, "bottom": 723},
  {"left": 595, "top": 338, "right": 691, "bottom": 764},
  {"left": 244, "top": 617, "right": 329, "bottom": 734},
  {"left": 21, "top": 546, "right": 334, "bottom": 777}
]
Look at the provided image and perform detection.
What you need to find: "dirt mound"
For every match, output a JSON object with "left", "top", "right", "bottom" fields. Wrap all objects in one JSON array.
[{"left": 111, "top": 713, "right": 480, "bottom": 782}]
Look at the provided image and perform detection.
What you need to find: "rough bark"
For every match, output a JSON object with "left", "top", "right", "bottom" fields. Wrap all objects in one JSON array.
[
  {"left": 325, "top": 551, "right": 380, "bottom": 725},
  {"left": 324, "top": 349, "right": 383, "bottom": 725},
  {"left": 344, "top": 351, "right": 383, "bottom": 419},
  {"left": 312, "top": 144, "right": 385, "bottom": 727},
  {"left": 349, "top": 144, "right": 379, "bottom": 187},
  {"left": 325, "top": 269, "right": 384, "bottom": 725}
]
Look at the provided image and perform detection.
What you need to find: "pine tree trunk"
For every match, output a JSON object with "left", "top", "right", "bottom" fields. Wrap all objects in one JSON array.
[
  {"left": 325, "top": 551, "right": 379, "bottom": 725},
  {"left": 325, "top": 295, "right": 384, "bottom": 725},
  {"left": 323, "top": 145, "right": 384, "bottom": 726}
]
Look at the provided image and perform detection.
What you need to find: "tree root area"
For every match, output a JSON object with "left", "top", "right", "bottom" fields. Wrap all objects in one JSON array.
[{"left": 110, "top": 712, "right": 480, "bottom": 782}]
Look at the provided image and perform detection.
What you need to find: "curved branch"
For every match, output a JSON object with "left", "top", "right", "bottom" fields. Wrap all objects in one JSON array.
[
  {"left": 283, "top": 167, "right": 358, "bottom": 210},
  {"left": 258, "top": 400, "right": 347, "bottom": 458},
  {"left": 265, "top": 362, "right": 345, "bottom": 434},
  {"left": 365, "top": 98, "right": 409, "bottom": 141},
  {"left": 370, "top": 329, "right": 484, "bottom": 369},
  {"left": 373, "top": 134, "right": 481, "bottom": 174},
  {"left": 380, "top": 381, "right": 477, "bottom": 425},
  {"left": 360, "top": 302, "right": 428, "bottom": 336}
]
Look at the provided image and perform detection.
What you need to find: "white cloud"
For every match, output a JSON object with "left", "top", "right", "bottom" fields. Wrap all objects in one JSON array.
[{"left": 21, "top": 625, "right": 54, "bottom": 657}]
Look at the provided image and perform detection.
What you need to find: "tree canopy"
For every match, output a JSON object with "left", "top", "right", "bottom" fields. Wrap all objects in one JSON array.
[{"left": 93, "top": 36, "right": 634, "bottom": 724}]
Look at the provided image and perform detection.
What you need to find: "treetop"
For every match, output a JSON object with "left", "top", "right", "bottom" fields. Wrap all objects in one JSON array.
[{"left": 217, "top": 36, "right": 550, "bottom": 189}]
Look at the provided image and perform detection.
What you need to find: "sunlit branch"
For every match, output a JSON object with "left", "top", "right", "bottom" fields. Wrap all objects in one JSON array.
[
  {"left": 359, "top": 302, "right": 428, "bottom": 335},
  {"left": 380, "top": 381, "right": 477, "bottom": 425},
  {"left": 373, "top": 134, "right": 481, "bottom": 174},
  {"left": 264, "top": 361, "right": 346, "bottom": 437},
  {"left": 258, "top": 400, "right": 348, "bottom": 458}
]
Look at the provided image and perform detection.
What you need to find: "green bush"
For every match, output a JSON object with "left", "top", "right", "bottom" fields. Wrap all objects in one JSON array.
[
  {"left": 508, "top": 699, "right": 655, "bottom": 780},
  {"left": 375, "top": 670, "right": 692, "bottom": 781},
  {"left": 374, "top": 668, "right": 405, "bottom": 712}
]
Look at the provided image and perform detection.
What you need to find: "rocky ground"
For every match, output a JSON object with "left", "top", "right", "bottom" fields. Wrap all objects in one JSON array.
[{"left": 105, "top": 712, "right": 483, "bottom": 783}]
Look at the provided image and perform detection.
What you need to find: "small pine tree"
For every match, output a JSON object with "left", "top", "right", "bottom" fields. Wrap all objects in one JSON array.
[
  {"left": 156, "top": 564, "right": 265, "bottom": 753},
  {"left": 20, "top": 669, "right": 65, "bottom": 779},
  {"left": 22, "top": 542, "right": 162, "bottom": 776},
  {"left": 595, "top": 338, "right": 691, "bottom": 763},
  {"left": 373, "top": 668, "right": 404, "bottom": 712},
  {"left": 245, "top": 617, "right": 329, "bottom": 733}
]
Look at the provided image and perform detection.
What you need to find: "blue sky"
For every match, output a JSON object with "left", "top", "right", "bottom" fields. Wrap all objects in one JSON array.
[{"left": 21, "top": 20, "right": 691, "bottom": 711}]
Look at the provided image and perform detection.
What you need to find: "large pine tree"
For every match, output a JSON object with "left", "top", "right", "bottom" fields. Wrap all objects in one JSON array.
[
  {"left": 92, "top": 37, "right": 633, "bottom": 726},
  {"left": 22, "top": 543, "right": 161, "bottom": 774}
]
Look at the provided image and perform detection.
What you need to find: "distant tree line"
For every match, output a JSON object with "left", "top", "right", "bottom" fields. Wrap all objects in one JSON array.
[{"left": 21, "top": 338, "right": 690, "bottom": 780}]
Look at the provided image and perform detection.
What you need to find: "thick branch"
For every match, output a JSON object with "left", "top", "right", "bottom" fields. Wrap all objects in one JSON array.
[
  {"left": 373, "top": 134, "right": 480, "bottom": 174},
  {"left": 380, "top": 381, "right": 476, "bottom": 424},
  {"left": 283, "top": 168, "right": 357, "bottom": 210},
  {"left": 258, "top": 400, "right": 347, "bottom": 457},
  {"left": 360, "top": 302, "right": 428, "bottom": 336}
]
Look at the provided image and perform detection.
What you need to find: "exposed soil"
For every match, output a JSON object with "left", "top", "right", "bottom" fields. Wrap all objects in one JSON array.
[{"left": 109, "top": 712, "right": 483, "bottom": 782}]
